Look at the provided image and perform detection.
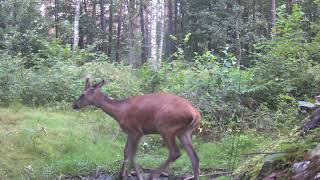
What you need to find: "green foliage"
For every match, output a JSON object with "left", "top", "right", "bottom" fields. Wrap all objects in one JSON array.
[{"left": 0, "top": 40, "right": 142, "bottom": 106}]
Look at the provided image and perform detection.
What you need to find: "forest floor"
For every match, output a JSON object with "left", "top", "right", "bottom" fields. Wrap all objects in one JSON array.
[{"left": 0, "top": 106, "right": 277, "bottom": 179}]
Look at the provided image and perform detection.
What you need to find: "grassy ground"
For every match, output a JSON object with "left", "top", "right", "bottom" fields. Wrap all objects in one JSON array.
[{"left": 0, "top": 106, "right": 273, "bottom": 179}]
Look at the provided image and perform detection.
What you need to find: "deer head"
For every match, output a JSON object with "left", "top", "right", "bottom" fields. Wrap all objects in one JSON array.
[{"left": 73, "top": 77, "right": 106, "bottom": 109}]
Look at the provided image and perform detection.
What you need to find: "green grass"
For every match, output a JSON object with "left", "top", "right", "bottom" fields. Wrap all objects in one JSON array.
[{"left": 0, "top": 106, "right": 273, "bottom": 179}]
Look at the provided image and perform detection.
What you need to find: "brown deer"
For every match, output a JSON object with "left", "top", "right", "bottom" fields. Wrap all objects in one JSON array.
[{"left": 73, "top": 77, "right": 201, "bottom": 180}]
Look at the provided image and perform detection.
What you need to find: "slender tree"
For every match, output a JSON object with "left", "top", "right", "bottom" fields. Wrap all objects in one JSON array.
[
  {"left": 54, "top": 0, "right": 59, "bottom": 38},
  {"left": 140, "top": 0, "right": 147, "bottom": 64},
  {"left": 100, "top": 0, "right": 106, "bottom": 31},
  {"left": 87, "top": 0, "right": 97, "bottom": 44},
  {"left": 150, "top": 0, "right": 158, "bottom": 70},
  {"left": 174, "top": 0, "right": 178, "bottom": 35},
  {"left": 166, "top": 0, "right": 174, "bottom": 58},
  {"left": 128, "top": 0, "right": 140, "bottom": 67},
  {"left": 108, "top": 0, "right": 113, "bottom": 57},
  {"left": 145, "top": 1, "right": 151, "bottom": 59},
  {"left": 73, "top": 0, "right": 81, "bottom": 50},
  {"left": 270, "top": 0, "right": 276, "bottom": 36},
  {"left": 100, "top": 0, "right": 107, "bottom": 52},
  {"left": 116, "top": 1, "right": 123, "bottom": 62},
  {"left": 235, "top": 0, "right": 242, "bottom": 67},
  {"left": 286, "top": 0, "right": 292, "bottom": 14},
  {"left": 158, "top": 0, "right": 165, "bottom": 62}
]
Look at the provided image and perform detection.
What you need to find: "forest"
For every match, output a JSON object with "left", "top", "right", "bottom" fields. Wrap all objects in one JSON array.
[{"left": 1, "top": 0, "right": 320, "bottom": 179}]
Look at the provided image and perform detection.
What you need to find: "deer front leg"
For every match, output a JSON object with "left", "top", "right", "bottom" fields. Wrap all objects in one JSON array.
[{"left": 120, "top": 140, "right": 130, "bottom": 179}]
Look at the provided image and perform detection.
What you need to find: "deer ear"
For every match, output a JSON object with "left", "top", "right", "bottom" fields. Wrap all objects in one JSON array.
[
  {"left": 95, "top": 79, "right": 106, "bottom": 89},
  {"left": 84, "top": 76, "right": 92, "bottom": 90}
]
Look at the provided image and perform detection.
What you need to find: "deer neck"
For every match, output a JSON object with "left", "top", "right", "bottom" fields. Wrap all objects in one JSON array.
[{"left": 94, "top": 92, "right": 124, "bottom": 121}]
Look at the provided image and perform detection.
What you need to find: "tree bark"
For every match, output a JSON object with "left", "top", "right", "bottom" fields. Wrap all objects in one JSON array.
[
  {"left": 140, "top": 0, "right": 147, "bottom": 64},
  {"left": 252, "top": 0, "right": 256, "bottom": 22},
  {"left": 55, "top": 0, "right": 59, "bottom": 38},
  {"left": 235, "top": 0, "right": 241, "bottom": 67},
  {"left": 174, "top": 0, "right": 178, "bottom": 35},
  {"left": 270, "top": 0, "right": 276, "bottom": 36},
  {"left": 99, "top": 0, "right": 107, "bottom": 52},
  {"left": 166, "top": 0, "right": 174, "bottom": 59},
  {"left": 92, "top": 0, "right": 97, "bottom": 24},
  {"left": 286, "top": 0, "right": 292, "bottom": 14},
  {"left": 158, "top": 0, "right": 165, "bottom": 62},
  {"left": 100, "top": 0, "right": 106, "bottom": 31},
  {"left": 87, "top": 0, "right": 96, "bottom": 44},
  {"left": 73, "top": 0, "right": 81, "bottom": 50},
  {"left": 128, "top": 0, "right": 140, "bottom": 68},
  {"left": 145, "top": 1, "right": 151, "bottom": 59},
  {"left": 150, "top": 0, "right": 158, "bottom": 70},
  {"left": 83, "top": 0, "right": 87, "bottom": 13},
  {"left": 116, "top": 2, "right": 123, "bottom": 62},
  {"left": 108, "top": 0, "right": 113, "bottom": 57}
]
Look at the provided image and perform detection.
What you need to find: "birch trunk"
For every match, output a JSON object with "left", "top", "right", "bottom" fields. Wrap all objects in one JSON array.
[{"left": 73, "top": 0, "right": 81, "bottom": 50}]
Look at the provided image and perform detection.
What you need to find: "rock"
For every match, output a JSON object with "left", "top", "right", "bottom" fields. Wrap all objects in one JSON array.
[
  {"left": 292, "top": 161, "right": 310, "bottom": 173},
  {"left": 301, "top": 108, "right": 320, "bottom": 133},
  {"left": 311, "top": 144, "right": 320, "bottom": 158},
  {"left": 257, "top": 153, "right": 288, "bottom": 179},
  {"left": 298, "top": 101, "right": 317, "bottom": 109},
  {"left": 315, "top": 173, "right": 320, "bottom": 180}
]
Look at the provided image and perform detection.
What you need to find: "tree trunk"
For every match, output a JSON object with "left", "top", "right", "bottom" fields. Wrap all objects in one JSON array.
[
  {"left": 150, "top": 0, "right": 158, "bottom": 70},
  {"left": 145, "top": 1, "right": 151, "bottom": 59},
  {"left": 158, "top": 0, "right": 165, "bottom": 63},
  {"left": 128, "top": 0, "right": 140, "bottom": 68},
  {"left": 166, "top": 0, "right": 174, "bottom": 59},
  {"left": 116, "top": 2, "right": 123, "bottom": 62},
  {"left": 73, "top": 0, "right": 81, "bottom": 50},
  {"left": 286, "top": 0, "right": 292, "bottom": 14},
  {"left": 174, "top": 0, "right": 178, "bottom": 35},
  {"left": 270, "top": 0, "right": 276, "bottom": 36},
  {"left": 180, "top": 0, "right": 185, "bottom": 34},
  {"left": 54, "top": 0, "right": 59, "bottom": 38},
  {"left": 100, "top": 0, "right": 107, "bottom": 53},
  {"left": 236, "top": 0, "right": 241, "bottom": 67},
  {"left": 83, "top": 0, "right": 87, "bottom": 13},
  {"left": 108, "top": 0, "right": 113, "bottom": 57},
  {"left": 92, "top": 0, "right": 97, "bottom": 24},
  {"left": 140, "top": 0, "right": 147, "bottom": 64},
  {"left": 100, "top": 0, "right": 106, "bottom": 31},
  {"left": 252, "top": 0, "right": 256, "bottom": 22},
  {"left": 87, "top": 0, "right": 96, "bottom": 44}
]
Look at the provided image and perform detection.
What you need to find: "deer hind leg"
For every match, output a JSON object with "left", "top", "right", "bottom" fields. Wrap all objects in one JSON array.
[
  {"left": 149, "top": 134, "right": 181, "bottom": 180},
  {"left": 178, "top": 131, "right": 200, "bottom": 180},
  {"left": 120, "top": 134, "right": 143, "bottom": 180}
]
